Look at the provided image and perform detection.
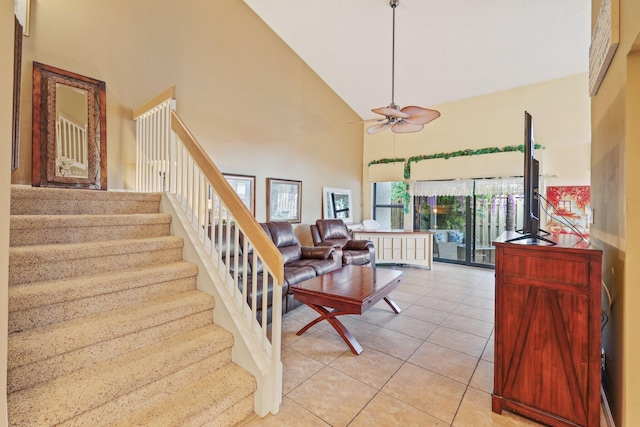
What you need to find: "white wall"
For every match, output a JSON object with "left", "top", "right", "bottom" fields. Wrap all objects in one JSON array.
[
  {"left": 13, "top": 0, "right": 364, "bottom": 243},
  {"left": 1, "top": 3, "right": 15, "bottom": 425}
]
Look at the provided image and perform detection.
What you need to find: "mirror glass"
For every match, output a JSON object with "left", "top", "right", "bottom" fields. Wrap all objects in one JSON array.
[
  {"left": 322, "top": 187, "right": 353, "bottom": 224},
  {"left": 32, "top": 62, "right": 107, "bottom": 189},
  {"left": 55, "top": 83, "right": 89, "bottom": 178}
]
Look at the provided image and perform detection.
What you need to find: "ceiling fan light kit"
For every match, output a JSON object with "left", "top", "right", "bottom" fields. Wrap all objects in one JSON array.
[{"left": 366, "top": 0, "right": 440, "bottom": 135}]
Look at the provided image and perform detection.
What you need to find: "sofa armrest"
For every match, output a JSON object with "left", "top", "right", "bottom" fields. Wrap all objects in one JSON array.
[
  {"left": 344, "top": 239, "right": 374, "bottom": 251},
  {"left": 301, "top": 246, "right": 334, "bottom": 260},
  {"left": 316, "top": 241, "right": 343, "bottom": 249}
]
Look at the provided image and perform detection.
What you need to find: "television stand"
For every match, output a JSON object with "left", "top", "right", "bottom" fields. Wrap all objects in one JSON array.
[
  {"left": 505, "top": 231, "right": 557, "bottom": 246},
  {"left": 492, "top": 232, "right": 602, "bottom": 426}
]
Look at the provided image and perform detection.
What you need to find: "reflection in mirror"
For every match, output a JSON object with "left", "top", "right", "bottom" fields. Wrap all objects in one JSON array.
[
  {"left": 56, "top": 83, "right": 89, "bottom": 178},
  {"left": 32, "top": 62, "right": 106, "bottom": 189},
  {"left": 322, "top": 187, "right": 353, "bottom": 224}
]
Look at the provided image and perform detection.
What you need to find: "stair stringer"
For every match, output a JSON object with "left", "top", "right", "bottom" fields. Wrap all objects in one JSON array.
[{"left": 159, "top": 193, "right": 282, "bottom": 418}]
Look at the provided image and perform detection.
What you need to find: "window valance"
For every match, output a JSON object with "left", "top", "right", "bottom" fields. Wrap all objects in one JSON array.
[
  {"left": 410, "top": 177, "right": 524, "bottom": 197},
  {"left": 410, "top": 180, "right": 473, "bottom": 197},
  {"left": 475, "top": 178, "right": 524, "bottom": 196}
]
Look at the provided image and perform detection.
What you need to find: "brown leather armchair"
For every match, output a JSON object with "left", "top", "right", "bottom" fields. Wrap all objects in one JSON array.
[{"left": 310, "top": 219, "right": 375, "bottom": 267}]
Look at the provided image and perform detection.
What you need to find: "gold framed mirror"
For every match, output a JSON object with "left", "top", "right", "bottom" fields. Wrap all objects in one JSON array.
[{"left": 32, "top": 62, "right": 107, "bottom": 189}]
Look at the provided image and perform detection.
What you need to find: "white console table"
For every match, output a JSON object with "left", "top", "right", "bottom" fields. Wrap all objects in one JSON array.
[{"left": 352, "top": 230, "right": 434, "bottom": 269}]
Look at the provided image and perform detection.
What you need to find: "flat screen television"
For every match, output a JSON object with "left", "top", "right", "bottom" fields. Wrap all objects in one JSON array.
[{"left": 507, "top": 111, "right": 555, "bottom": 245}]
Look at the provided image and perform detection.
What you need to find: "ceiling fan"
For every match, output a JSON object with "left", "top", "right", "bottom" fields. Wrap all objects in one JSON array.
[{"left": 365, "top": 0, "right": 441, "bottom": 135}]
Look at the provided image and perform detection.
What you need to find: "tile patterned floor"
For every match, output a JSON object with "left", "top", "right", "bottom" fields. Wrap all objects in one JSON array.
[{"left": 245, "top": 262, "right": 605, "bottom": 427}]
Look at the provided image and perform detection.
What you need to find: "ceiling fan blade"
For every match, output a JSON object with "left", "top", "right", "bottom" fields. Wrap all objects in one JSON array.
[
  {"left": 367, "top": 122, "right": 392, "bottom": 134},
  {"left": 372, "top": 107, "right": 409, "bottom": 119},
  {"left": 391, "top": 122, "right": 425, "bottom": 134},
  {"left": 350, "top": 118, "right": 386, "bottom": 124},
  {"left": 400, "top": 106, "right": 441, "bottom": 125}
]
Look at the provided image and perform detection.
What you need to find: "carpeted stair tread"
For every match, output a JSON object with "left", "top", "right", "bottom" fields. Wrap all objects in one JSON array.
[
  {"left": 109, "top": 363, "right": 256, "bottom": 427},
  {"left": 8, "top": 324, "right": 235, "bottom": 427},
  {"left": 9, "top": 236, "right": 184, "bottom": 285},
  {"left": 10, "top": 186, "right": 162, "bottom": 215},
  {"left": 9, "top": 235, "right": 184, "bottom": 264},
  {"left": 10, "top": 213, "right": 172, "bottom": 246},
  {"left": 9, "top": 290, "right": 215, "bottom": 369},
  {"left": 9, "top": 261, "right": 198, "bottom": 310},
  {"left": 8, "top": 311, "right": 214, "bottom": 394},
  {"left": 7, "top": 187, "right": 258, "bottom": 426},
  {"left": 57, "top": 355, "right": 245, "bottom": 427},
  {"left": 9, "top": 261, "right": 199, "bottom": 332}
]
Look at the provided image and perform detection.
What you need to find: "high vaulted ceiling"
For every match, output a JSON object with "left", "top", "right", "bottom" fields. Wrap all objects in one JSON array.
[{"left": 244, "top": 0, "right": 591, "bottom": 120}]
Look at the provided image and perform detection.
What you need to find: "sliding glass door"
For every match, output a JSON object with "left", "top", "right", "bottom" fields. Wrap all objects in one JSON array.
[
  {"left": 414, "top": 195, "right": 468, "bottom": 263},
  {"left": 471, "top": 195, "right": 523, "bottom": 266},
  {"left": 413, "top": 182, "right": 525, "bottom": 267}
]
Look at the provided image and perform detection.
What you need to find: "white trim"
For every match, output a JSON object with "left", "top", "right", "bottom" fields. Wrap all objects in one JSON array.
[{"left": 601, "top": 386, "right": 616, "bottom": 427}]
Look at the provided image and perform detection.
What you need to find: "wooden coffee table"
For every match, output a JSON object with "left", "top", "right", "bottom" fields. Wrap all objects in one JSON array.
[{"left": 291, "top": 265, "right": 405, "bottom": 355}]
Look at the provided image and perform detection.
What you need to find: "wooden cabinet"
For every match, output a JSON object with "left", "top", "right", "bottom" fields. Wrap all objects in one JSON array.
[
  {"left": 352, "top": 231, "right": 433, "bottom": 269},
  {"left": 492, "top": 232, "right": 602, "bottom": 427}
]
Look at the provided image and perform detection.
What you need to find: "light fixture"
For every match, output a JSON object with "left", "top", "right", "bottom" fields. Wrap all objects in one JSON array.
[{"left": 366, "top": 0, "right": 440, "bottom": 134}]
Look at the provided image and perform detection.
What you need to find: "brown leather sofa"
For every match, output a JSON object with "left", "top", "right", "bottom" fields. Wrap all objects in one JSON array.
[
  {"left": 215, "top": 221, "right": 341, "bottom": 323},
  {"left": 310, "top": 219, "right": 376, "bottom": 267}
]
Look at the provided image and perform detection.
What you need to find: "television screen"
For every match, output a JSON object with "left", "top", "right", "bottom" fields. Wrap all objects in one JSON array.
[{"left": 506, "top": 111, "right": 555, "bottom": 245}]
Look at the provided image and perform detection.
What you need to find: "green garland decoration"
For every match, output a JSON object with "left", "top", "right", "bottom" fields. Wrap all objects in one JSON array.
[
  {"left": 367, "top": 157, "right": 405, "bottom": 166},
  {"left": 368, "top": 144, "right": 544, "bottom": 180}
]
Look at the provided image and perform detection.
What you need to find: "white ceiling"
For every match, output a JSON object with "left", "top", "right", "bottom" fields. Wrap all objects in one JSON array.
[{"left": 243, "top": 0, "right": 591, "bottom": 120}]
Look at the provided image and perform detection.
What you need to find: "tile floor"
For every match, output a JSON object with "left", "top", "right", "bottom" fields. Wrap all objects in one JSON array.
[{"left": 245, "top": 262, "right": 605, "bottom": 427}]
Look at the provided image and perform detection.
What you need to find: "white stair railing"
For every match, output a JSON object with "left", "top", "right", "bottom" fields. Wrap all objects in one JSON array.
[
  {"left": 56, "top": 115, "right": 88, "bottom": 176},
  {"left": 132, "top": 87, "right": 284, "bottom": 416}
]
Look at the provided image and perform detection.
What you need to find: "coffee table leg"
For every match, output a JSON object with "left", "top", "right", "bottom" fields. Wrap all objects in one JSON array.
[
  {"left": 384, "top": 296, "right": 401, "bottom": 314},
  {"left": 296, "top": 304, "right": 364, "bottom": 355}
]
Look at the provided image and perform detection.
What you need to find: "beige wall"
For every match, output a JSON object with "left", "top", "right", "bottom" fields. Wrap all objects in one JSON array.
[
  {"left": 12, "top": 0, "right": 363, "bottom": 242},
  {"left": 362, "top": 74, "right": 592, "bottom": 218},
  {"left": 1, "top": 2, "right": 14, "bottom": 425},
  {"left": 590, "top": 0, "right": 640, "bottom": 425}
]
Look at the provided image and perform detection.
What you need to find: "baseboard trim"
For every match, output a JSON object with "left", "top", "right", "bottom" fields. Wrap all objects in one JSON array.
[{"left": 601, "top": 386, "right": 615, "bottom": 427}]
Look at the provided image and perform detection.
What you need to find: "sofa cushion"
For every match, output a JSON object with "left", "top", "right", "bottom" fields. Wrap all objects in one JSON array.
[
  {"left": 448, "top": 230, "right": 464, "bottom": 243},
  {"left": 267, "top": 222, "right": 300, "bottom": 247},
  {"left": 342, "top": 250, "right": 371, "bottom": 266},
  {"left": 283, "top": 265, "right": 316, "bottom": 286},
  {"left": 344, "top": 240, "right": 373, "bottom": 251},
  {"left": 317, "top": 219, "right": 349, "bottom": 240},
  {"left": 211, "top": 224, "right": 236, "bottom": 256},
  {"left": 289, "top": 258, "right": 339, "bottom": 275},
  {"left": 301, "top": 246, "right": 333, "bottom": 260},
  {"left": 267, "top": 222, "right": 303, "bottom": 264},
  {"left": 242, "top": 274, "right": 290, "bottom": 310},
  {"left": 280, "top": 245, "right": 303, "bottom": 265},
  {"left": 315, "top": 219, "right": 349, "bottom": 248},
  {"left": 242, "top": 223, "right": 272, "bottom": 274}
]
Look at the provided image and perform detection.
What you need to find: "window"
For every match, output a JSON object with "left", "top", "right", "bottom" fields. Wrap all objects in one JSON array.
[
  {"left": 411, "top": 178, "right": 526, "bottom": 267},
  {"left": 373, "top": 182, "right": 404, "bottom": 229}
]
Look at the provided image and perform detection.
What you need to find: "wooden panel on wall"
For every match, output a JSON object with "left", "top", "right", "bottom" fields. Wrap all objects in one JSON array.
[{"left": 353, "top": 231, "right": 433, "bottom": 269}]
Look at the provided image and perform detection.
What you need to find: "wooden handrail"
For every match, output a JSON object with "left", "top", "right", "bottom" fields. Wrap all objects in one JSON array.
[
  {"left": 132, "top": 86, "right": 176, "bottom": 120},
  {"left": 170, "top": 111, "right": 284, "bottom": 284}
]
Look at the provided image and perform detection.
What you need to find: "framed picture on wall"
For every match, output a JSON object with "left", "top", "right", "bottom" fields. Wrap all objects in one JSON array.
[
  {"left": 223, "top": 173, "right": 255, "bottom": 215},
  {"left": 267, "top": 178, "right": 302, "bottom": 223},
  {"left": 545, "top": 185, "right": 591, "bottom": 237},
  {"left": 322, "top": 187, "right": 353, "bottom": 224}
]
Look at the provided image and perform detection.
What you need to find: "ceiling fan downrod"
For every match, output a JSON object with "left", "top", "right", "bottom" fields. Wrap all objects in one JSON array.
[
  {"left": 390, "top": 0, "right": 399, "bottom": 111},
  {"left": 365, "top": 0, "right": 440, "bottom": 134}
]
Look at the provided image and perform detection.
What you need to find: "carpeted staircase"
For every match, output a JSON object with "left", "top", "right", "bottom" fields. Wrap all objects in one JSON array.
[{"left": 7, "top": 186, "right": 257, "bottom": 426}]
